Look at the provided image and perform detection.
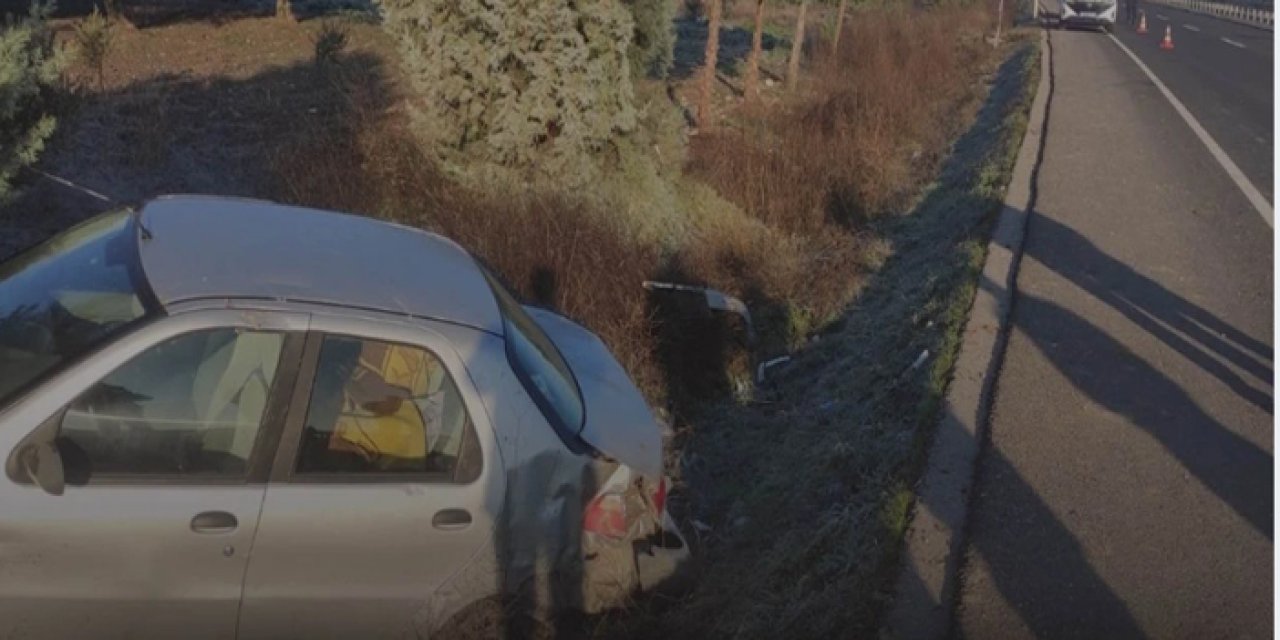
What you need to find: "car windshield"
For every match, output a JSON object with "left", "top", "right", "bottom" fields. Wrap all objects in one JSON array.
[
  {"left": 480, "top": 268, "right": 586, "bottom": 437},
  {"left": 0, "top": 210, "right": 154, "bottom": 406}
]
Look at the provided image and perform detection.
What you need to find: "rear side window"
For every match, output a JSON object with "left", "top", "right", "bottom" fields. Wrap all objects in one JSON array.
[
  {"left": 481, "top": 270, "right": 585, "bottom": 440},
  {"left": 294, "top": 335, "right": 480, "bottom": 482}
]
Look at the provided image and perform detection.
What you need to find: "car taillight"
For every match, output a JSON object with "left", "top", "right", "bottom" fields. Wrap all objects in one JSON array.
[
  {"left": 651, "top": 477, "right": 667, "bottom": 516},
  {"left": 584, "top": 492, "right": 628, "bottom": 539}
]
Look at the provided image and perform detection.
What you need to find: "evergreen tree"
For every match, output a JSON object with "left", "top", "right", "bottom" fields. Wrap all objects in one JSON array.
[
  {"left": 378, "top": 0, "right": 638, "bottom": 184},
  {"left": 621, "top": 0, "right": 675, "bottom": 79},
  {"left": 0, "top": 3, "right": 62, "bottom": 202}
]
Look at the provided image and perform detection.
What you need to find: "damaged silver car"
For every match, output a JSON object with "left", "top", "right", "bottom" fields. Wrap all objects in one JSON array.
[{"left": 0, "top": 196, "right": 688, "bottom": 639}]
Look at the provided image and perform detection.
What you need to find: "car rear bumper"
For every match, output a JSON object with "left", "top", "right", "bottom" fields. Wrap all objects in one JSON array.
[
  {"left": 635, "top": 511, "right": 691, "bottom": 592},
  {"left": 1061, "top": 1, "right": 1118, "bottom": 23},
  {"left": 581, "top": 511, "right": 690, "bottom": 612}
]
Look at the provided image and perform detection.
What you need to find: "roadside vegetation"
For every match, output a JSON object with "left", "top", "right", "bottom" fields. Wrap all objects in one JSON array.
[
  {"left": 0, "top": 3, "right": 63, "bottom": 202},
  {"left": 0, "top": 0, "right": 1038, "bottom": 634}
]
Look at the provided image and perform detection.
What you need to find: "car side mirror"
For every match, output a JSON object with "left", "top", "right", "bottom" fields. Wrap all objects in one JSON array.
[{"left": 21, "top": 441, "right": 65, "bottom": 496}]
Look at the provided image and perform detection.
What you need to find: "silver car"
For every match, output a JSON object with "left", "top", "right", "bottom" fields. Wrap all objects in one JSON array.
[{"left": 0, "top": 196, "right": 688, "bottom": 639}]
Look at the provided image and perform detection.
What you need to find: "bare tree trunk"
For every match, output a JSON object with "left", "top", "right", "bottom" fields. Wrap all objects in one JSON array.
[
  {"left": 277, "top": 0, "right": 295, "bottom": 21},
  {"left": 832, "top": 0, "right": 848, "bottom": 59},
  {"left": 786, "top": 0, "right": 808, "bottom": 91},
  {"left": 697, "top": 0, "right": 723, "bottom": 127},
  {"left": 744, "top": 0, "right": 766, "bottom": 103},
  {"left": 994, "top": 0, "right": 1005, "bottom": 46}
]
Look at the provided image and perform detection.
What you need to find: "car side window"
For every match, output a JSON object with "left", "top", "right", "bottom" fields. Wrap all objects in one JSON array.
[
  {"left": 58, "top": 328, "right": 286, "bottom": 478},
  {"left": 294, "top": 335, "right": 480, "bottom": 481}
]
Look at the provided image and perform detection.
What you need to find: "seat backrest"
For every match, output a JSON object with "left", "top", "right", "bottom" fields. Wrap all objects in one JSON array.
[{"left": 191, "top": 332, "right": 283, "bottom": 461}]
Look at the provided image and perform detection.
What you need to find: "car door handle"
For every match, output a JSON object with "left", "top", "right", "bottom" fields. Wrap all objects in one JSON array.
[
  {"left": 191, "top": 511, "right": 238, "bottom": 534},
  {"left": 432, "top": 509, "right": 472, "bottom": 530}
]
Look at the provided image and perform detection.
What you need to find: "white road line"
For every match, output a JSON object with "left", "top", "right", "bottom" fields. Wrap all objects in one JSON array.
[
  {"left": 1221, "top": 37, "right": 1247, "bottom": 48},
  {"left": 1183, "top": 23, "right": 1200, "bottom": 31},
  {"left": 1107, "top": 35, "right": 1274, "bottom": 227}
]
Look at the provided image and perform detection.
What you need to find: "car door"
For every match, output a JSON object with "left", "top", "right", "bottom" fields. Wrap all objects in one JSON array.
[
  {"left": 237, "top": 314, "right": 505, "bottom": 639},
  {"left": 0, "top": 309, "right": 307, "bottom": 640}
]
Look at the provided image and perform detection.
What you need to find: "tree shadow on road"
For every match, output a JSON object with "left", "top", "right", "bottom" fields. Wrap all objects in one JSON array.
[
  {"left": 955, "top": 445, "right": 1149, "bottom": 639},
  {"left": 1026, "top": 215, "right": 1274, "bottom": 415},
  {"left": 908, "top": 395, "right": 1146, "bottom": 639},
  {"left": 1012, "top": 287, "right": 1273, "bottom": 539},
  {"left": 954, "top": 272, "right": 1271, "bottom": 636}
]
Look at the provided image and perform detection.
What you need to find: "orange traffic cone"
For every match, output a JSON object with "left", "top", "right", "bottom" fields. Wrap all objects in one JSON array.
[
  {"left": 1159, "top": 24, "right": 1174, "bottom": 49},
  {"left": 1137, "top": 11, "right": 1148, "bottom": 34}
]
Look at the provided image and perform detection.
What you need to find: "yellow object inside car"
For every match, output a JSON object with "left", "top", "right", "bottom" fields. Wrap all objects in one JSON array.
[{"left": 329, "top": 341, "right": 444, "bottom": 469}]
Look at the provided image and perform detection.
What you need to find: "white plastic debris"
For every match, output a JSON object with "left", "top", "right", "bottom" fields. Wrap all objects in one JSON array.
[
  {"left": 755, "top": 355, "right": 792, "bottom": 383},
  {"left": 907, "top": 349, "right": 930, "bottom": 373}
]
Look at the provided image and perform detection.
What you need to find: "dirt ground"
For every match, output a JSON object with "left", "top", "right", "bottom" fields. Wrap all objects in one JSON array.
[{"left": 0, "top": 4, "right": 395, "bottom": 258}]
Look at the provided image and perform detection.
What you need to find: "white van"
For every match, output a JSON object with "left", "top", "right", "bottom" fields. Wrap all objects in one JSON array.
[{"left": 1059, "top": 0, "right": 1118, "bottom": 29}]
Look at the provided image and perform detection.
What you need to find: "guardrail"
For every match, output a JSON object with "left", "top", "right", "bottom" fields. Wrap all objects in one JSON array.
[{"left": 1145, "top": 0, "right": 1275, "bottom": 28}]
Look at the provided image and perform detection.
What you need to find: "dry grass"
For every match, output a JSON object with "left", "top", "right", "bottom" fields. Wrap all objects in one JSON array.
[
  {"left": 52, "top": 11, "right": 394, "bottom": 90},
  {"left": 690, "top": 5, "right": 992, "bottom": 232}
]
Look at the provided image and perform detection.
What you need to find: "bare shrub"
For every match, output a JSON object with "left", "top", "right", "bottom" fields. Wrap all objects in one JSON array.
[{"left": 312, "top": 19, "right": 349, "bottom": 66}]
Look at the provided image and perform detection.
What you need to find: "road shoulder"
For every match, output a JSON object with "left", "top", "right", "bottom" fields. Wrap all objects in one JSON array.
[{"left": 883, "top": 27, "right": 1052, "bottom": 640}]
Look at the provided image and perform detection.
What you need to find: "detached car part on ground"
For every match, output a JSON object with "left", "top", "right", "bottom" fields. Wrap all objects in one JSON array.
[
  {"left": 1059, "top": 0, "right": 1119, "bottom": 29},
  {"left": 0, "top": 196, "right": 688, "bottom": 639}
]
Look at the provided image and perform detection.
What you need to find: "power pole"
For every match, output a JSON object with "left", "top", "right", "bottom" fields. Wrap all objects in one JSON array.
[{"left": 787, "top": 0, "right": 808, "bottom": 91}]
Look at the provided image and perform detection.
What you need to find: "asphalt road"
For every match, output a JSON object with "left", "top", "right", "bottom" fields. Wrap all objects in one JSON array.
[
  {"left": 1112, "top": 3, "right": 1273, "bottom": 201},
  {"left": 956, "top": 23, "right": 1274, "bottom": 640}
]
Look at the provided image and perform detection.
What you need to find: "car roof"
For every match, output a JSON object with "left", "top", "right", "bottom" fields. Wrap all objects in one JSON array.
[{"left": 136, "top": 196, "right": 503, "bottom": 335}]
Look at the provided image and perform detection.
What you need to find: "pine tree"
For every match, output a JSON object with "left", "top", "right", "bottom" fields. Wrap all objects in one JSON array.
[
  {"left": 378, "top": 0, "right": 637, "bottom": 184},
  {"left": 621, "top": 0, "right": 676, "bottom": 79},
  {"left": 0, "top": 3, "right": 63, "bottom": 202}
]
